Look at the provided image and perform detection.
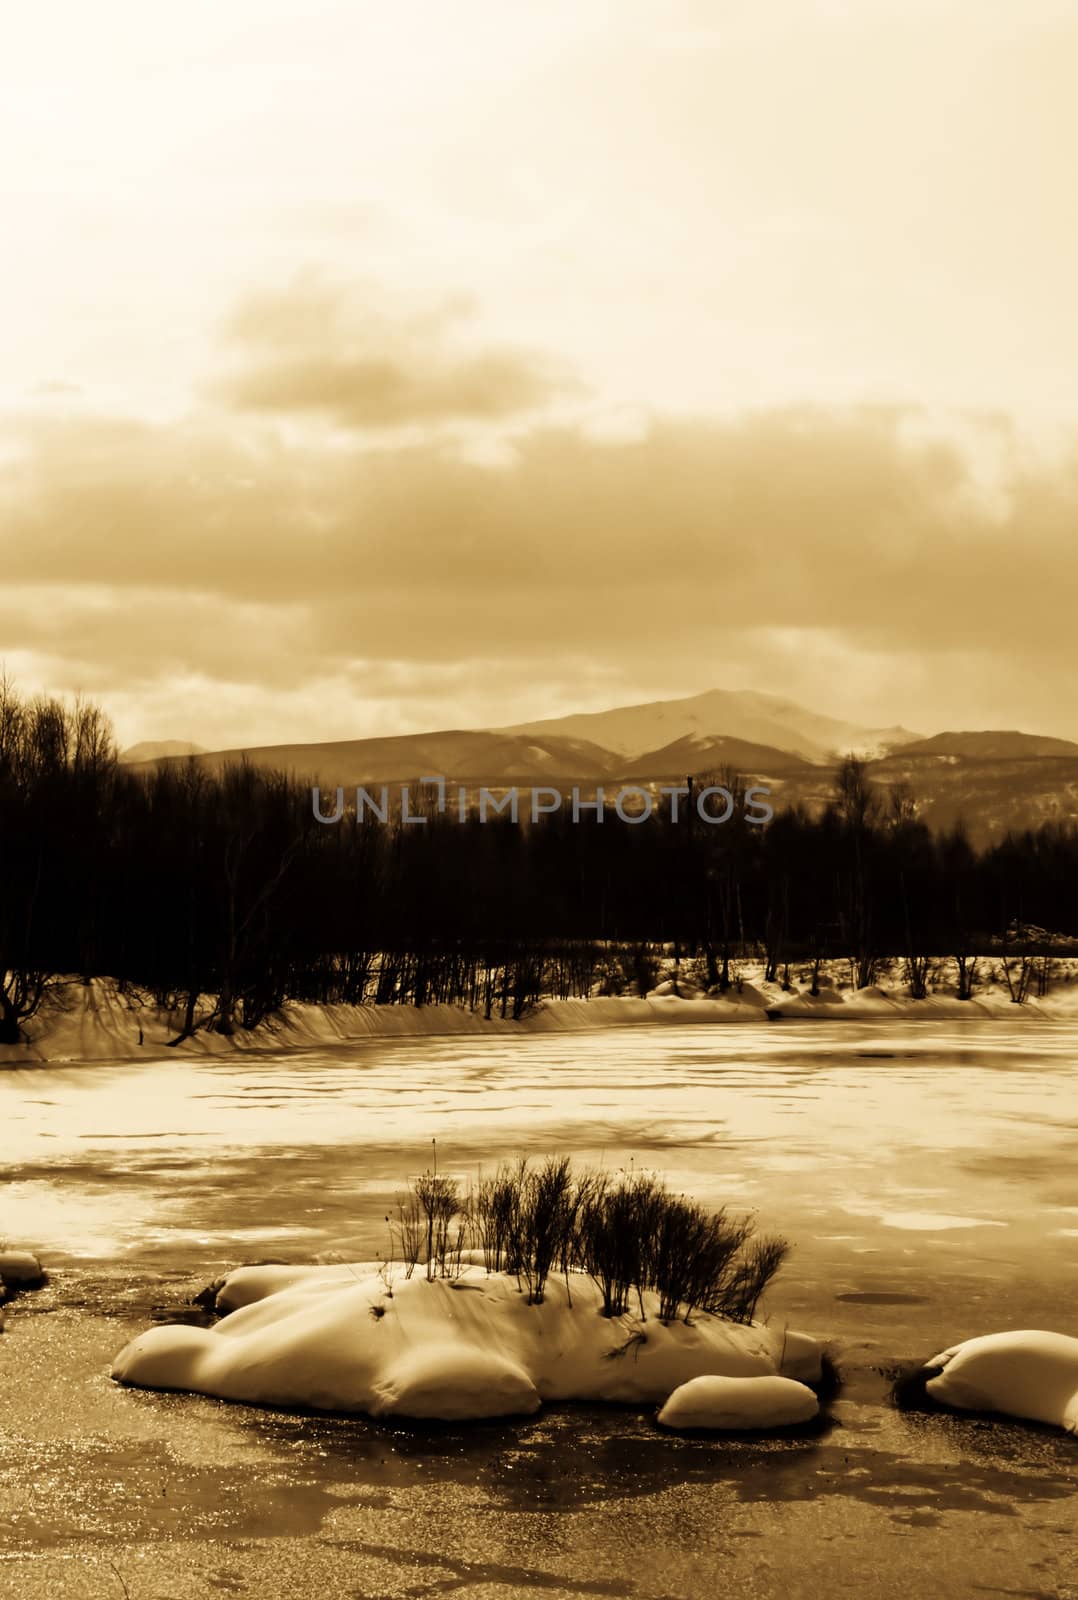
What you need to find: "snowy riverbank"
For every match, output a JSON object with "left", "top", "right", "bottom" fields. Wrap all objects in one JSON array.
[
  {"left": 0, "top": 977, "right": 772, "bottom": 1065},
  {"left": 5, "top": 966, "right": 1078, "bottom": 1065}
]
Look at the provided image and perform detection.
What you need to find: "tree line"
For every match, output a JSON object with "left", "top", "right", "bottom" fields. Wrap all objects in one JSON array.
[{"left": 1, "top": 680, "right": 1076, "bottom": 1043}]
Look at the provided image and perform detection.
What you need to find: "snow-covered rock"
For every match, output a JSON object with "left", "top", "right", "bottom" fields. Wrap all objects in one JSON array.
[
  {"left": 0, "top": 1250, "right": 45, "bottom": 1293},
  {"left": 111, "top": 1262, "right": 822, "bottom": 1423},
  {"left": 924, "top": 1330, "right": 1078, "bottom": 1434},
  {"left": 0, "top": 1249, "right": 45, "bottom": 1327},
  {"left": 657, "top": 1373, "right": 819, "bottom": 1430},
  {"left": 373, "top": 1342, "right": 540, "bottom": 1420}
]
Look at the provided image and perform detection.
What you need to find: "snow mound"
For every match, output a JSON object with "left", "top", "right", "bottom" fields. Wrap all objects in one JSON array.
[
  {"left": 111, "top": 1263, "right": 822, "bottom": 1423},
  {"left": 0, "top": 1250, "right": 45, "bottom": 1328},
  {"left": 0, "top": 1251, "right": 45, "bottom": 1293},
  {"left": 924, "top": 1330, "right": 1078, "bottom": 1434},
  {"left": 372, "top": 1343, "right": 540, "bottom": 1421},
  {"left": 657, "top": 1374, "right": 819, "bottom": 1431}
]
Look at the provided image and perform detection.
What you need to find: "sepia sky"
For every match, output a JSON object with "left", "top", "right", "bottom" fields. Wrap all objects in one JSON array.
[{"left": 4, "top": 0, "right": 1078, "bottom": 749}]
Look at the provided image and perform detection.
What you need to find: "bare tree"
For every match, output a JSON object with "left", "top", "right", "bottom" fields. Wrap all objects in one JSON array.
[{"left": 834, "top": 757, "right": 881, "bottom": 989}]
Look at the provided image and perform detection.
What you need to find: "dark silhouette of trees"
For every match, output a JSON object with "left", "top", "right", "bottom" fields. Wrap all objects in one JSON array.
[
  {"left": 834, "top": 757, "right": 881, "bottom": 989},
  {"left": 1, "top": 679, "right": 1077, "bottom": 1043}
]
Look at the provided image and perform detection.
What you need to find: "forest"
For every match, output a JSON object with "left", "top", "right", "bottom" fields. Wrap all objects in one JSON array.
[{"left": 1, "top": 681, "right": 1076, "bottom": 1043}]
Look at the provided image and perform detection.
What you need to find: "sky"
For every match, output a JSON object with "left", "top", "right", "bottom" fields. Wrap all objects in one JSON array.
[{"left": 3, "top": 0, "right": 1078, "bottom": 749}]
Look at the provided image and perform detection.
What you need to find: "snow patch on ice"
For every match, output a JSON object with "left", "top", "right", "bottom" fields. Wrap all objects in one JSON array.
[{"left": 878, "top": 1212, "right": 1006, "bottom": 1232}]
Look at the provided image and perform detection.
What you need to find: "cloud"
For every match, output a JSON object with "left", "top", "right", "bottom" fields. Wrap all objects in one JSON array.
[
  {"left": 2, "top": 399, "right": 1078, "bottom": 742},
  {"left": 211, "top": 275, "right": 575, "bottom": 428}
]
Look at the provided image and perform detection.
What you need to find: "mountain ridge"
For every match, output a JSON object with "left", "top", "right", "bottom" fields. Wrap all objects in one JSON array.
[
  {"left": 119, "top": 739, "right": 205, "bottom": 763},
  {"left": 117, "top": 690, "right": 1078, "bottom": 844},
  {"left": 499, "top": 687, "right": 919, "bottom": 763},
  {"left": 896, "top": 730, "right": 1078, "bottom": 760}
]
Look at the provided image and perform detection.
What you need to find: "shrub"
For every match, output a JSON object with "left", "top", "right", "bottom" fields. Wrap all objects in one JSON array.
[
  {"left": 576, "top": 1171, "right": 629, "bottom": 1316},
  {"left": 576, "top": 1171, "right": 672, "bottom": 1318},
  {"left": 392, "top": 1143, "right": 468, "bottom": 1281},
  {"left": 389, "top": 1189, "right": 424, "bottom": 1279},
  {"left": 519, "top": 1156, "right": 577, "bottom": 1304},
  {"left": 650, "top": 1197, "right": 749, "bottom": 1323},
  {"left": 575, "top": 1170, "right": 788, "bottom": 1325},
  {"left": 401, "top": 1154, "right": 789, "bottom": 1323},
  {"left": 720, "top": 1235, "right": 790, "bottom": 1324},
  {"left": 476, "top": 1157, "right": 581, "bottom": 1303},
  {"left": 475, "top": 1160, "right": 525, "bottom": 1276},
  {"left": 413, "top": 1170, "right": 462, "bottom": 1281}
]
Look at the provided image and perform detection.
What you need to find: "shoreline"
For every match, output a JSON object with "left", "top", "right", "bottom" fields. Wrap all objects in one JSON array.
[{"left": 4, "top": 971, "right": 1078, "bottom": 1067}]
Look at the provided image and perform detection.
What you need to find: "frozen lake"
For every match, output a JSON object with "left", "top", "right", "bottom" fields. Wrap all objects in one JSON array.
[
  {"left": 4, "top": 1018, "right": 1077, "bottom": 1345},
  {"left": 2, "top": 1020, "right": 1077, "bottom": 1599}
]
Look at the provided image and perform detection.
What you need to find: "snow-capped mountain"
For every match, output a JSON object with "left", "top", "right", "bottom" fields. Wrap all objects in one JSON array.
[{"left": 500, "top": 688, "right": 919, "bottom": 764}]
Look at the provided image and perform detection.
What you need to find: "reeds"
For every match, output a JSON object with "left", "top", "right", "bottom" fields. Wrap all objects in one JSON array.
[{"left": 393, "top": 1153, "right": 788, "bottom": 1323}]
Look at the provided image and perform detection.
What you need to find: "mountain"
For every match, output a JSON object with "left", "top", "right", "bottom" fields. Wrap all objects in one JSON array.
[
  {"left": 625, "top": 732, "right": 813, "bottom": 781},
  {"left": 896, "top": 730, "right": 1078, "bottom": 761},
  {"left": 500, "top": 688, "right": 919, "bottom": 763},
  {"left": 124, "top": 693, "right": 1078, "bottom": 844},
  {"left": 126, "top": 729, "right": 620, "bottom": 787},
  {"left": 864, "top": 750, "right": 1078, "bottom": 842},
  {"left": 119, "top": 740, "right": 205, "bottom": 763}
]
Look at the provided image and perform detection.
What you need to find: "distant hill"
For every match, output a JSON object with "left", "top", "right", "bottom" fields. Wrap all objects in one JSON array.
[
  {"left": 863, "top": 751, "right": 1078, "bottom": 842},
  {"left": 624, "top": 732, "right": 813, "bottom": 781},
  {"left": 127, "top": 729, "right": 621, "bottom": 787},
  {"left": 119, "top": 740, "right": 205, "bottom": 764},
  {"left": 501, "top": 687, "right": 918, "bottom": 763},
  {"left": 896, "top": 730, "right": 1078, "bottom": 760}
]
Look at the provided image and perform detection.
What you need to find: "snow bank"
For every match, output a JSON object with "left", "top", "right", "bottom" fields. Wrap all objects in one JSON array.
[
  {"left": 765, "top": 985, "right": 1072, "bottom": 1021},
  {"left": 111, "top": 1262, "right": 822, "bottom": 1423},
  {"left": 923, "top": 1330, "right": 1078, "bottom": 1434},
  {"left": 0, "top": 978, "right": 776, "bottom": 1065},
  {"left": 657, "top": 1374, "right": 819, "bottom": 1430},
  {"left": 8, "top": 961, "right": 1078, "bottom": 1066}
]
